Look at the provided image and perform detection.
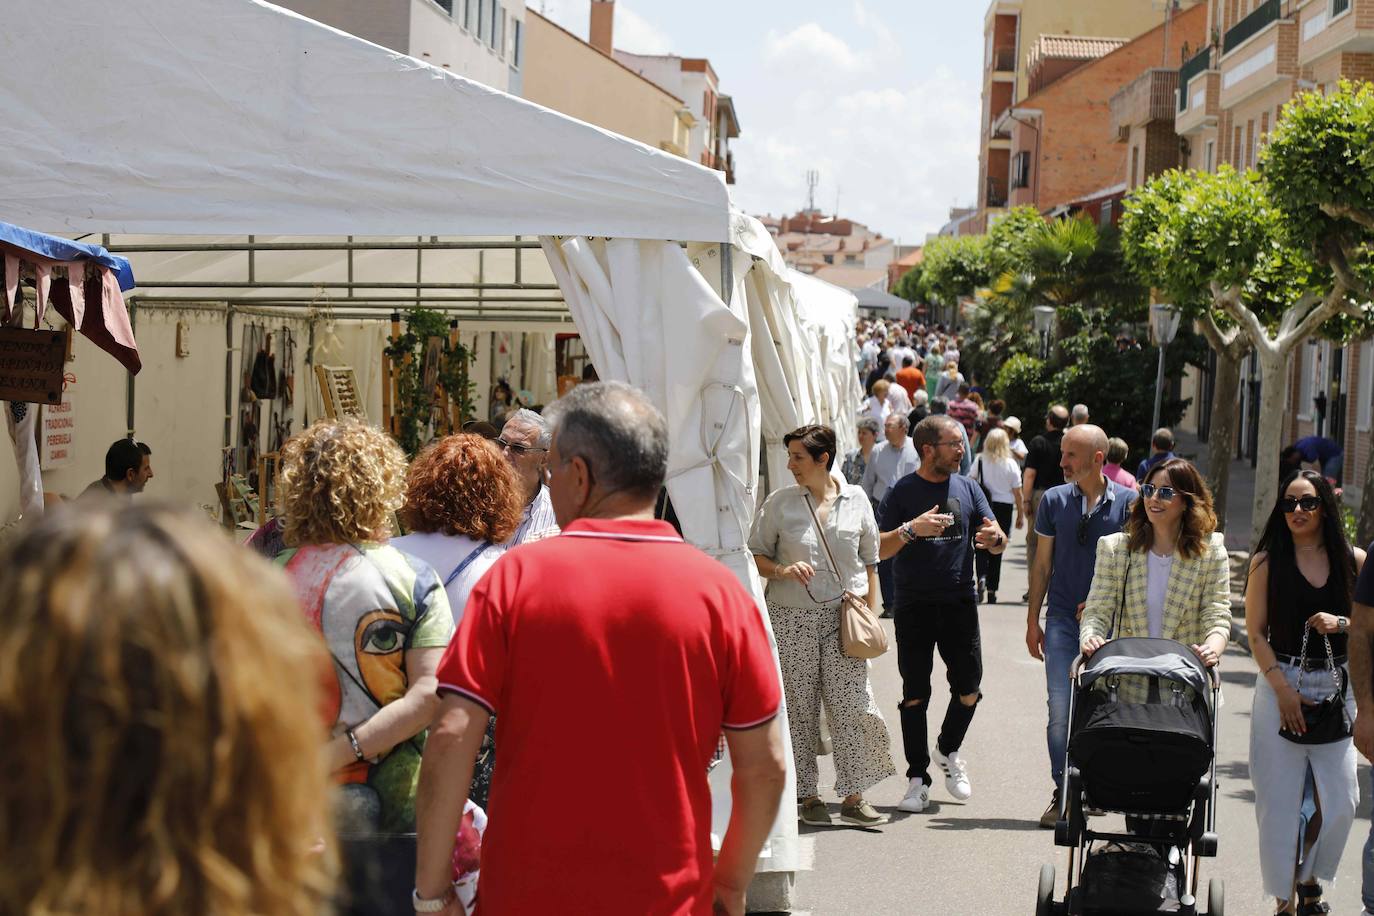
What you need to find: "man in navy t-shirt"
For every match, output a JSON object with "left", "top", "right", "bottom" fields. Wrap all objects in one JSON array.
[{"left": 879, "top": 415, "right": 1007, "bottom": 815}]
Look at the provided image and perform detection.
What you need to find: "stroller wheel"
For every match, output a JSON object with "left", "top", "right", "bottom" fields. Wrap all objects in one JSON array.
[
  {"left": 1035, "top": 863, "right": 1055, "bottom": 916},
  {"left": 1206, "top": 877, "right": 1223, "bottom": 916}
]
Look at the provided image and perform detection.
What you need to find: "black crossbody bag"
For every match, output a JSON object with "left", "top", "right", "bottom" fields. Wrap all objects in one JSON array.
[{"left": 1279, "top": 624, "right": 1351, "bottom": 745}]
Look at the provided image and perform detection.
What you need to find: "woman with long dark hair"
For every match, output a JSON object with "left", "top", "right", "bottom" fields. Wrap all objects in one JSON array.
[{"left": 1247, "top": 470, "right": 1364, "bottom": 915}]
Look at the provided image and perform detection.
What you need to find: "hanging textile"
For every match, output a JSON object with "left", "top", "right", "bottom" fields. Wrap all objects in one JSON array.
[
  {"left": 238, "top": 322, "right": 263, "bottom": 487},
  {"left": 269, "top": 327, "right": 296, "bottom": 453}
]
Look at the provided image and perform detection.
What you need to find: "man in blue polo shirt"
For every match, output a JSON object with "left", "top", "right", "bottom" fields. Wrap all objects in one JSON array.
[{"left": 1025, "top": 424, "right": 1135, "bottom": 828}]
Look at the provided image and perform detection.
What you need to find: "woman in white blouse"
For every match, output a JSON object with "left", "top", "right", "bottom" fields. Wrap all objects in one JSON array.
[
  {"left": 865, "top": 379, "right": 894, "bottom": 426},
  {"left": 750, "top": 425, "right": 897, "bottom": 830},
  {"left": 970, "top": 428, "right": 1024, "bottom": 604}
]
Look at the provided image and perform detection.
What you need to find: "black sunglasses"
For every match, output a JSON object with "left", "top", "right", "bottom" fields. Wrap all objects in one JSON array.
[
  {"left": 1140, "top": 483, "right": 1187, "bottom": 503},
  {"left": 494, "top": 436, "right": 547, "bottom": 455},
  {"left": 1280, "top": 495, "right": 1322, "bottom": 514}
]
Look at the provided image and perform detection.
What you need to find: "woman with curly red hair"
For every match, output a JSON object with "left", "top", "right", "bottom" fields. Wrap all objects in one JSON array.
[{"left": 394, "top": 433, "right": 523, "bottom": 623}]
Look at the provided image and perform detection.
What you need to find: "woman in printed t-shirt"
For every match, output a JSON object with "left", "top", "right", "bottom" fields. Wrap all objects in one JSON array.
[
  {"left": 276, "top": 418, "right": 454, "bottom": 838},
  {"left": 750, "top": 424, "right": 897, "bottom": 830}
]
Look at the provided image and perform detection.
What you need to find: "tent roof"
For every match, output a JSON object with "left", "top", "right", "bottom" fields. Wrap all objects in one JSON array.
[
  {"left": 0, "top": 0, "right": 731, "bottom": 243},
  {"left": 0, "top": 221, "right": 135, "bottom": 290},
  {"left": 853, "top": 287, "right": 910, "bottom": 311}
]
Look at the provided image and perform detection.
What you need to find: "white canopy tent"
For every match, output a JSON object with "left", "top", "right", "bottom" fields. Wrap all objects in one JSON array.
[{"left": 0, "top": 0, "right": 883, "bottom": 894}]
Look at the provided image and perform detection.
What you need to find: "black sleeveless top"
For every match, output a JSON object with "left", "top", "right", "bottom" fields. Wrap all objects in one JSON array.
[{"left": 1268, "top": 558, "right": 1348, "bottom": 658}]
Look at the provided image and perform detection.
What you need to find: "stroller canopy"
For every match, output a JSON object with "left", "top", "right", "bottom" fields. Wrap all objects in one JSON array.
[{"left": 1079, "top": 637, "right": 1211, "bottom": 696}]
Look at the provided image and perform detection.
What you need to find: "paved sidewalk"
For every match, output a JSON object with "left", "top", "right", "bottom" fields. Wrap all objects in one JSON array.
[{"left": 790, "top": 523, "right": 1371, "bottom": 914}]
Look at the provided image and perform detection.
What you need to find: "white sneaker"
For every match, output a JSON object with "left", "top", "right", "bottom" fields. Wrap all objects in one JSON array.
[
  {"left": 933, "top": 747, "right": 972, "bottom": 800},
  {"left": 897, "top": 778, "right": 930, "bottom": 813}
]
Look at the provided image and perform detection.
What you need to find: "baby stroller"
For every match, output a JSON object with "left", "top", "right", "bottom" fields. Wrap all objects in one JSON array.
[{"left": 1037, "top": 637, "right": 1223, "bottom": 915}]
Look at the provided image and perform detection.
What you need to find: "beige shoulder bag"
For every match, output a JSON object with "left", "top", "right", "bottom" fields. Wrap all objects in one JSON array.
[{"left": 803, "top": 492, "right": 889, "bottom": 659}]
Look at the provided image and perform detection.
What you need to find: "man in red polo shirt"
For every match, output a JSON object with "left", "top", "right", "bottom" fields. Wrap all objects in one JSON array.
[{"left": 414, "top": 382, "right": 786, "bottom": 916}]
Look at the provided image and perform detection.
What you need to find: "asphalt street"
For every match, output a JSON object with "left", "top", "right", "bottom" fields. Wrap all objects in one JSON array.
[{"left": 789, "top": 525, "right": 1373, "bottom": 915}]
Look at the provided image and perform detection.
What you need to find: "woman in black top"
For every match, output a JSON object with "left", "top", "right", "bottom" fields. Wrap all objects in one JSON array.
[{"left": 1247, "top": 470, "right": 1366, "bottom": 915}]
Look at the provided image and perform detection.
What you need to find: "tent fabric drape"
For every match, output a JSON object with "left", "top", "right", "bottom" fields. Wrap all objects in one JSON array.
[
  {"left": 0, "top": 0, "right": 731, "bottom": 243},
  {"left": 539, "top": 234, "right": 799, "bottom": 872}
]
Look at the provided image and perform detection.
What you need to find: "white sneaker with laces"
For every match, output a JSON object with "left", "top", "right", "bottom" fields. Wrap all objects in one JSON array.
[
  {"left": 933, "top": 747, "right": 972, "bottom": 800},
  {"left": 897, "top": 778, "right": 930, "bottom": 813}
]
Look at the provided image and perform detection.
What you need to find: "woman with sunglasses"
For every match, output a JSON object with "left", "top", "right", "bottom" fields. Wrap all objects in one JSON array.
[
  {"left": 749, "top": 424, "right": 897, "bottom": 829},
  {"left": 1080, "top": 458, "right": 1231, "bottom": 668},
  {"left": 1246, "top": 470, "right": 1364, "bottom": 915}
]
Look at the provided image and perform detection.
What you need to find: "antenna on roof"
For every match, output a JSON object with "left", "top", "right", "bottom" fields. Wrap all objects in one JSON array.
[
  {"left": 805, "top": 169, "right": 819, "bottom": 213},
  {"left": 1152, "top": 0, "right": 1181, "bottom": 67}
]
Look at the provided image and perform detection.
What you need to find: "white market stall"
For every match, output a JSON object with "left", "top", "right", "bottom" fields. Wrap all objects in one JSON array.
[{"left": 0, "top": 0, "right": 872, "bottom": 899}]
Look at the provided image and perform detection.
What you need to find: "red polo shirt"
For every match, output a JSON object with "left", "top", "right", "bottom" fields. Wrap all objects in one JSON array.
[{"left": 436, "top": 517, "right": 781, "bottom": 916}]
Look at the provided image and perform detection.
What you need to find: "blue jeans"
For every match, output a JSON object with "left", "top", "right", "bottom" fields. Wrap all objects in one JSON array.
[
  {"left": 1364, "top": 768, "right": 1374, "bottom": 912},
  {"left": 1044, "top": 614, "right": 1081, "bottom": 789}
]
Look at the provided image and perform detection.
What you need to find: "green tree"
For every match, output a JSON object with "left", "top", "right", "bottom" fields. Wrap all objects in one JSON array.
[
  {"left": 1264, "top": 81, "right": 1374, "bottom": 542},
  {"left": 920, "top": 233, "right": 991, "bottom": 326},
  {"left": 1121, "top": 166, "right": 1266, "bottom": 532},
  {"left": 892, "top": 261, "right": 924, "bottom": 303}
]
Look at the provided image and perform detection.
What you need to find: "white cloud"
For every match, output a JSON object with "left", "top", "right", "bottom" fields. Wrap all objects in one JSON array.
[
  {"left": 762, "top": 23, "right": 867, "bottom": 74},
  {"left": 731, "top": 66, "right": 981, "bottom": 243}
]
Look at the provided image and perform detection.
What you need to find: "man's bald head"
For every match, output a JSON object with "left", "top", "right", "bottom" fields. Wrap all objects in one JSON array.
[
  {"left": 1047, "top": 405, "right": 1070, "bottom": 431},
  {"left": 1059, "top": 424, "right": 1108, "bottom": 487}
]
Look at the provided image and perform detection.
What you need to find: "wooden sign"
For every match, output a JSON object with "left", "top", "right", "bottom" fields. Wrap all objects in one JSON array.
[{"left": 0, "top": 328, "right": 66, "bottom": 404}]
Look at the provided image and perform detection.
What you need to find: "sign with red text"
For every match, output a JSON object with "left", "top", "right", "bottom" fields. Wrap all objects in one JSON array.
[{"left": 41, "top": 373, "right": 76, "bottom": 469}]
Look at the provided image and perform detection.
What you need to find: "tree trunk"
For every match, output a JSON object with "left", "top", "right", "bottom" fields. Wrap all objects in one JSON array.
[
  {"left": 1359, "top": 438, "right": 1374, "bottom": 547},
  {"left": 1251, "top": 347, "right": 1290, "bottom": 550},
  {"left": 1206, "top": 347, "right": 1244, "bottom": 533}
]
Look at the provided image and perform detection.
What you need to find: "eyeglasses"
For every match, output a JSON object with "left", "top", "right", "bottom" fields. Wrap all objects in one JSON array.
[
  {"left": 1280, "top": 495, "right": 1322, "bottom": 513},
  {"left": 936, "top": 439, "right": 965, "bottom": 451},
  {"left": 804, "top": 569, "right": 845, "bottom": 605},
  {"left": 1140, "top": 483, "right": 1188, "bottom": 503},
  {"left": 495, "top": 436, "right": 547, "bottom": 455}
]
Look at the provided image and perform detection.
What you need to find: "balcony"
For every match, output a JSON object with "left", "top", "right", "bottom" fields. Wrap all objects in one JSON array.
[
  {"left": 992, "top": 46, "right": 1016, "bottom": 73},
  {"left": 1300, "top": 0, "right": 1374, "bottom": 67},
  {"left": 1223, "top": 0, "right": 1282, "bottom": 55},
  {"left": 1110, "top": 69, "right": 1179, "bottom": 139},
  {"left": 986, "top": 176, "right": 1008, "bottom": 209},
  {"left": 1219, "top": 11, "right": 1297, "bottom": 109},
  {"left": 1176, "top": 70, "right": 1221, "bottom": 135},
  {"left": 1177, "top": 46, "right": 1213, "bottom": 112}
]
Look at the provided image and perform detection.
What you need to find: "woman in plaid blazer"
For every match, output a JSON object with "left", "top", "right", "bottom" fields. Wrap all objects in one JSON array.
[{"left": 1080, "top": 458, "right": 1231, "bottom": 664}]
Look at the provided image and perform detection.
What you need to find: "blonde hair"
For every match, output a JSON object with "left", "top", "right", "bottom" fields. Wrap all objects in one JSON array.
[
  {"left": 0, "top": 504, "right": 335, "bottom": 916},
  {"left": 982, "top": 427, "right": 1012, "bottom": 463},
  {"left": 280, "top": 418, "right": 407, "bottom": 546},
  {"left": 872, "top": 379, "right": 891, "bottom": 398}
]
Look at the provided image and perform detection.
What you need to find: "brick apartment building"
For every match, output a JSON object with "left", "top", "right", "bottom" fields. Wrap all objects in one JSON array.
[
  {"left": 1168, "top": 0, "right": 1374, "bottom": 498},
  {"left": 758, "top": 211, "right": 896, "bottom": 282},
  {"left": 993, "top": 6, "right": 1206, "bottom": 225},
  {"left": 972, "top": 0, "right": 1186, "bottom": 235}
]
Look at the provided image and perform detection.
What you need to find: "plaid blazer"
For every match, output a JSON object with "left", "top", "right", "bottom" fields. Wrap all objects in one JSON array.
[{"left": 1079, "top": 531, "right": 1232, "bottom": 648}]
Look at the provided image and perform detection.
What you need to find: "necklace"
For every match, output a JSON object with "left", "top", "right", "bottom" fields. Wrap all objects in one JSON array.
[{"left": 1296, "top": 543, "right": 1324, "bottom": 552}]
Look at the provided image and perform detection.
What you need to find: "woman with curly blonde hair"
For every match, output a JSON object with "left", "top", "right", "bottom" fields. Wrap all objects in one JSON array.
[
  {"left": 276, "top": 418, "right": 454, "bottom": 845},
  {"left": 395, "top": 433, "right": 522, "bottom": 623},
  {"left": 1080, "top": 457, "right": 1232, "bottom": 667},
  {"left": 0, "top": 503, "right": 336, "bottom": 916}
]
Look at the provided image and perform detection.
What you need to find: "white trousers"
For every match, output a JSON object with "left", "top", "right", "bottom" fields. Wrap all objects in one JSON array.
[{"left": 1249, "top": 662, "right": 1359, "bottom": 901}]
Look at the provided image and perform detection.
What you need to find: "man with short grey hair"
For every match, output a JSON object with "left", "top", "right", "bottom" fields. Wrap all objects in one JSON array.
[
  {"left": 417, "top": 381, "right": 786, "bottom": 916},
  {"left": 495, "top": 408, "right": 559, "bottom": 547},
  {"left": 862, "top": 413, "right": 921, "bottom": 614},
  {"left": 1070, "top": 404, "right": 1090, "bottom": 427}
]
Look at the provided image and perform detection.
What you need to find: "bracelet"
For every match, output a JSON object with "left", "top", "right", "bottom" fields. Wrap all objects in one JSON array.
[
  {"left": 412, "top": 887, "right": 456, "bottom": 913},
  {"left": 898, "top": 523, "right": 915, "bottom": 543},
  {"left": 1262, "top": 663, "right": 1280, "bottom": 676},
  {"left": 346, "top": 727, "right": 365, "bottom": 762}
]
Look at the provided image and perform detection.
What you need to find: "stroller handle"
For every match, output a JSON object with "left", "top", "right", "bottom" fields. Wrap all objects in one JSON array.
[{"left": 1072, "top": 646, "right": 1223, "bottom": 688}]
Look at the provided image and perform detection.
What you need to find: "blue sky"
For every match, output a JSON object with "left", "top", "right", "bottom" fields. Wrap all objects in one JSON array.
[{"left": 533, "top": 0, "right": 988, "bottom": 244}]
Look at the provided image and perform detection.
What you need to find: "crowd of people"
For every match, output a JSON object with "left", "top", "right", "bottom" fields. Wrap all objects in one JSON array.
[
  {"left": 850, "top": 317, "right": 1374, "bottom": 914},
  {"left": 13, "top": 308, "right": 1374, "bottom": 915}
]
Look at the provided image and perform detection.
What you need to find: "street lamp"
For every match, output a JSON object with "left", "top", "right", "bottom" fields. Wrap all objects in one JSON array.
[
  {"left": 1032, "top": 305, "right": 1056, "bottom": 359},
  {"left": 1150, "top": 302, "right": 1182, "bottom": 433}
]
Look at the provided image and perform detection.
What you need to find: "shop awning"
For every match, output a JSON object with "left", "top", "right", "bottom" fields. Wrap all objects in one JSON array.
[{"left": 0, "top": 0, "right": 731, "bottom": 243}]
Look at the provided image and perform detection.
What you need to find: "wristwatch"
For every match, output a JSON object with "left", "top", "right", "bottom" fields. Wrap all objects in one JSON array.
[
  {"left": 412, "top": 887, "right": 456, "bottom": 913},
  {"left": 1338, "top": 615, "right": 1350, "bottom": 633}
]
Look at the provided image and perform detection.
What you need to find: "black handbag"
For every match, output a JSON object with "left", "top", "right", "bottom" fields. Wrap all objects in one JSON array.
[{"left": 1279, "top": 624, "right": 1351, "bottom": 745}]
